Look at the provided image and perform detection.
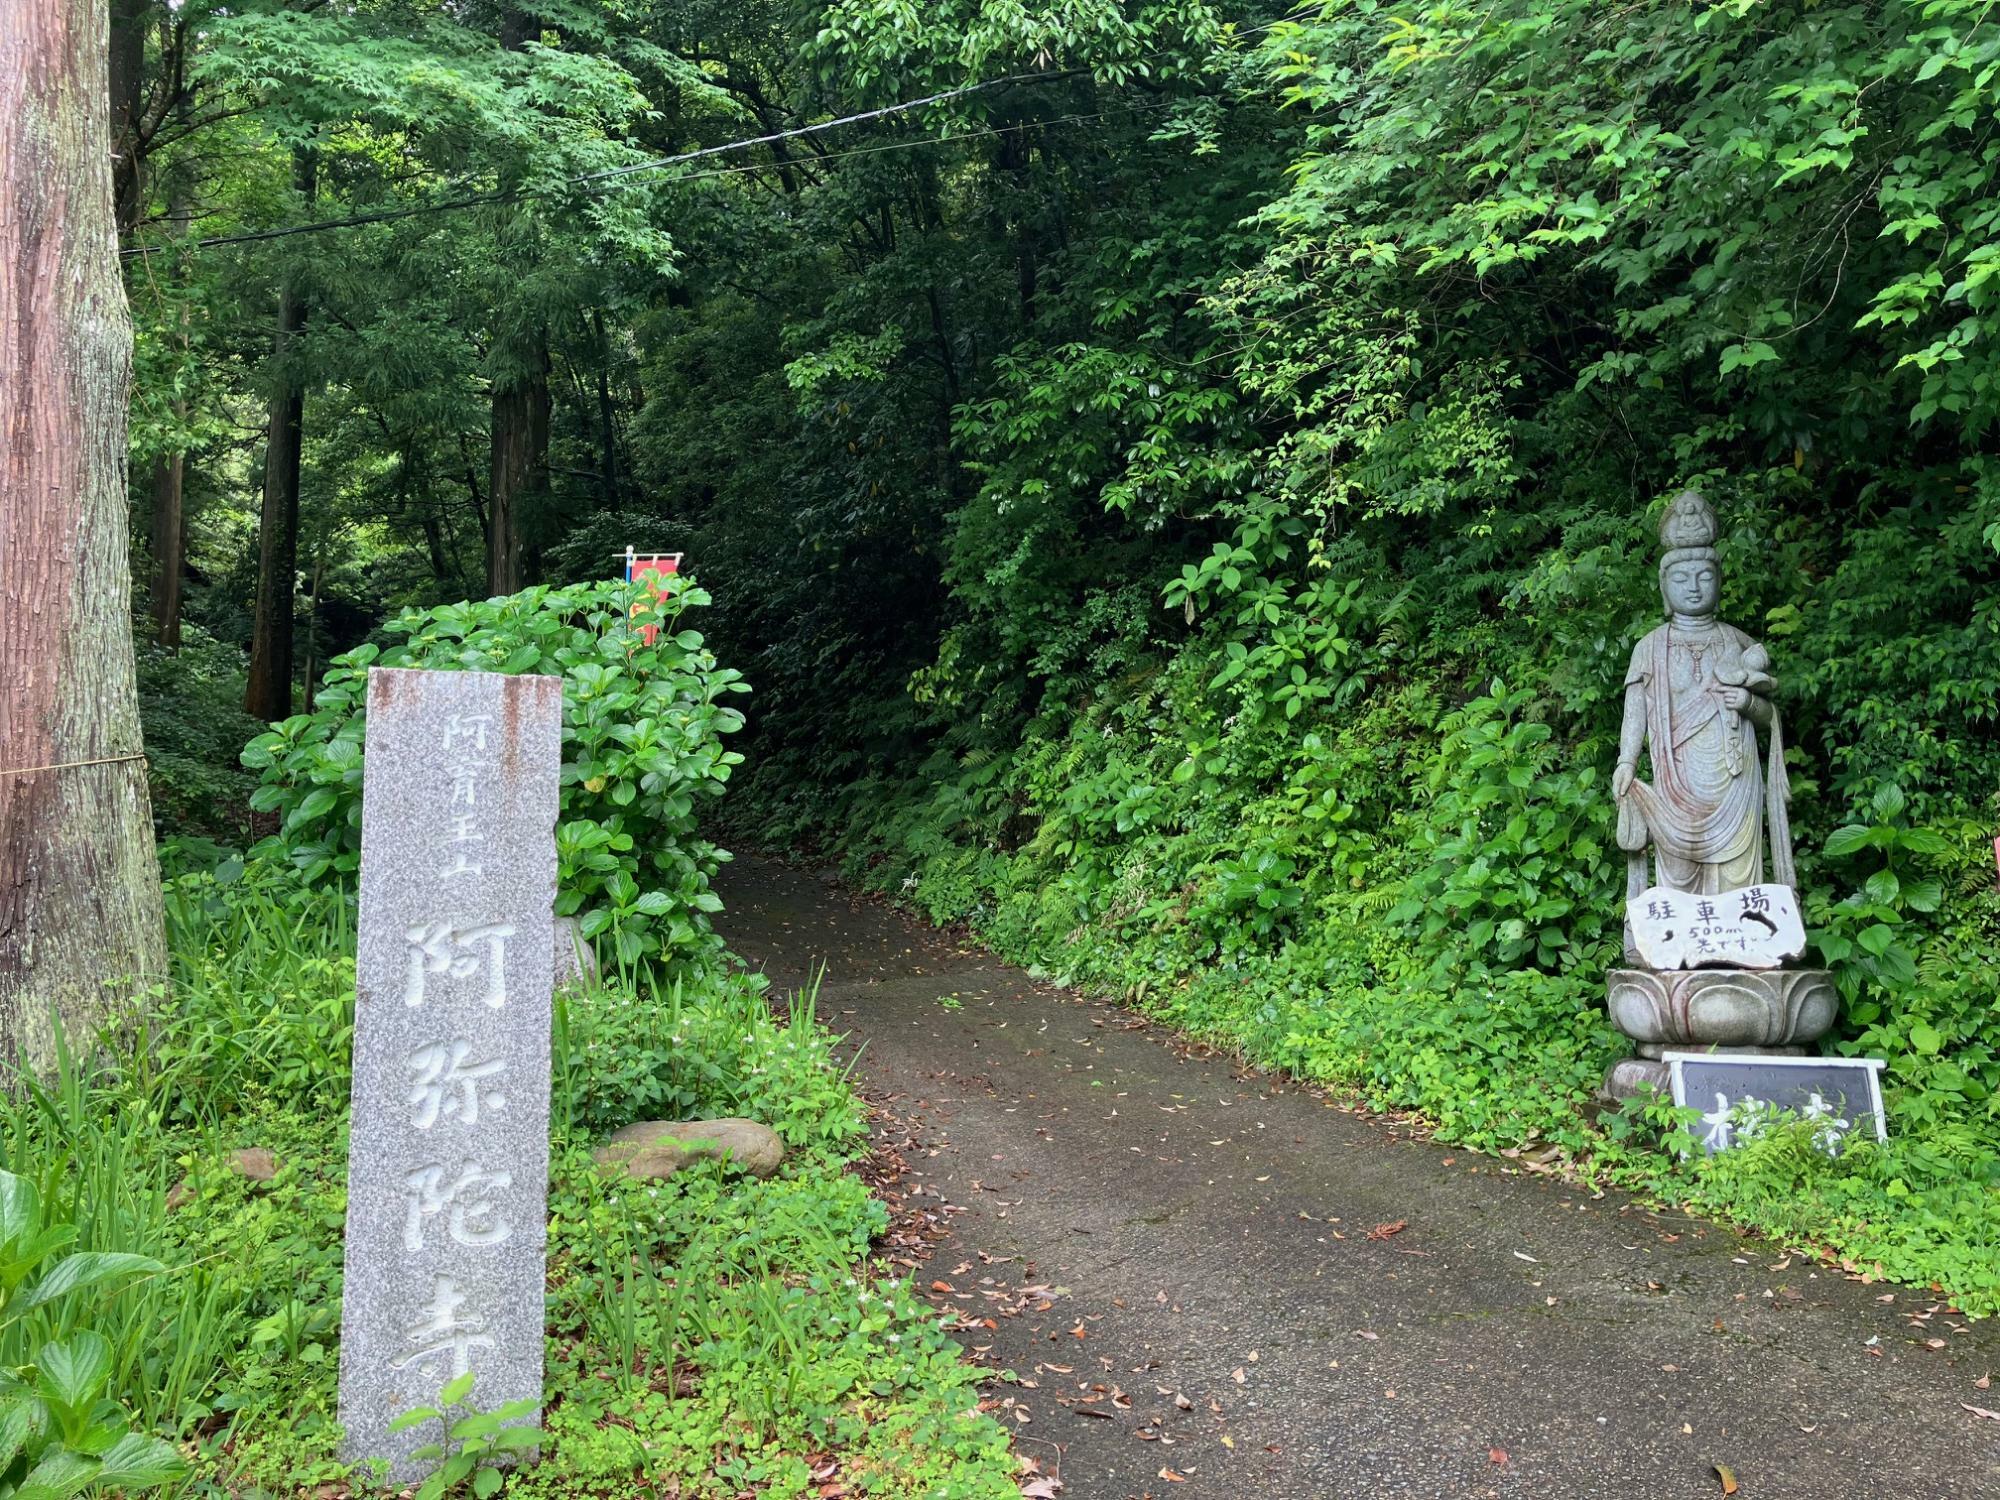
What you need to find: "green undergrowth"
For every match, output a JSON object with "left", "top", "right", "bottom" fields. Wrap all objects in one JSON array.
[
  {"left": 771, "top": 660, "right": 2000, "bottom": 1317},
  {"left": 837, "top": 822, "right": 2000, "bottom": 1313},
  {"left": 245, "top": 577, "right": 751, "bottom": 974},
  {"left": 6, "top": 859, "right": 1016, "bottom": 1499},
  {"left": 697, "top": 0, "right": 2000, "bottom": 1326}
]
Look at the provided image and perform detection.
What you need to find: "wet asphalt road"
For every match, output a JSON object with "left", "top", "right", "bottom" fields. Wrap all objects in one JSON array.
[{"left": 715, "top": 855, "right": 2000, "bottom": 1500}]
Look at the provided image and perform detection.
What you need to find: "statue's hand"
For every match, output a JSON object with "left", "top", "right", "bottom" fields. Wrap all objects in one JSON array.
[
  {"left": 1612, "top": 762, "right": 1635, "bottom": 799},
  {"left": 1718, "top": 685, "right": 1751, "bottom": 712}
]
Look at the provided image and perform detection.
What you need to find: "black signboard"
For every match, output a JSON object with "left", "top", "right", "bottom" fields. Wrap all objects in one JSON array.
[{"left": 1664, "top": 1052, "right": 1887, "bottom": 1157}]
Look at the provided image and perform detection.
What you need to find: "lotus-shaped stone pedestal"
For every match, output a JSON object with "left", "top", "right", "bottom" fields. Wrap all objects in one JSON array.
[{"left": 1600, "top": 967, "right": 1838, "bottom": 1100}]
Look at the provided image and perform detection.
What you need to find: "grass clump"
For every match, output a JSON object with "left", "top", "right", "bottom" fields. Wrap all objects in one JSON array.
[{"left": 0, "top": 859, "right": 1017, "bottom": 1498}]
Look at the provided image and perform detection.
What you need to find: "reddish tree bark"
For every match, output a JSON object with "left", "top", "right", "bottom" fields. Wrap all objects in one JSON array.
[
  {"left": 487, "top": 335, "right": 549, "bottom": 597},
  {"left": 245, "top": 149, "right": 315, "bottom": 719},
  {"left": 149, "top": 449, "right": 185, "bottom": 648},
  {"left": 0, "top": 0, "right": 166, "bottom": 1069}
]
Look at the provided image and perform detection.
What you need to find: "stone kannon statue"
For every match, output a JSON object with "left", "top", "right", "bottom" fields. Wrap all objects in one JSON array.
[
  {"left": 1599, "top": 490, "right": 1833, "bottom": 1101},
  {"left": 1614, "top": 489, "right": 1796, "bottom": 949}
]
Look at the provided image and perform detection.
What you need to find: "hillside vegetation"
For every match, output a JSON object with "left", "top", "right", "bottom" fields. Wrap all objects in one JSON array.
[{"left": 127, "top": 0, "right": 2000, "bottom": 1319}]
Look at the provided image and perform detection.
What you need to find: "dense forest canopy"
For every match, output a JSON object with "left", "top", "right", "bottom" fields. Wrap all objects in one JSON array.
[{"left": 128, "top": 0, "right": 1999, "bottom": 1302}]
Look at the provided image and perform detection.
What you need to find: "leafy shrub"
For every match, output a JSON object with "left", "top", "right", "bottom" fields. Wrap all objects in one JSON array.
[
  {"left": 136, "top": 627, "right": 264, "bottom": 842},
  {"left": 555, "top": 972, "right": 865, "bottom": 1156},
  {"left": 6, "top": 847, "right": 1016, "bottom": 1495},
  {"left": 243, "top": 577, "right": 748, "bottom": 969},
  {"left": 1187, "top": 844, "right": 1304, "bottom": 956},
  {"left": 1809, "top": 784, "right": 1954, "bottom": 1004},
  {"left": 1390, "top": 680, "right": 1619, "bottom": 977},
  {"left": 387, "top": 1374, "right": 541, "bottom": 1500},
  {"left": 0, "top": 1169, "right": 186, "bottom": 1497}
]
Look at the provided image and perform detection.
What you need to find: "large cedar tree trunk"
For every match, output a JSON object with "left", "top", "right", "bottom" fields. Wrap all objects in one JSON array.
[
  {"left": 108, "top": 0, "right": 148, "bottom": 235},
  {"left": 485, "top": 6, "right": 549, "bottom": 598},
  {"left": 0, "top": 0, "right": 167, "bottom": 1070},
  {"left": 487, "top": 336, "right": 549, "bottom": 597},
  {"left": 146, "top": 36, "right": 190, "bottom": 652},
  {"left": 149, "top": 451, "right": 185, "bottom": 647},
  {"left": 244, "top": 151, "right": 315, "bottom": 719},
  {"left": 148, "top": 79, "right": 190, "bottom": 649}
]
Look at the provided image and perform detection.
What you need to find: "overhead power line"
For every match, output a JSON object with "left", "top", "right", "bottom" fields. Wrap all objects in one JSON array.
[
  {"left": 586, "top": 98, "right": 1183, "bottom": 189},
  {"left": 120, "top": 66, "right": 1091, "bottom": 260},
  {"left": 117, "top": 11, "right": 1296, "bottom": 264}
]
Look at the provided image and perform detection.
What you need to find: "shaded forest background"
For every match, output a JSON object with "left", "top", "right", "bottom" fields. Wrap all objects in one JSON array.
[{"left": 124, "top": 1, "right": 2000, "bottom": 1302}]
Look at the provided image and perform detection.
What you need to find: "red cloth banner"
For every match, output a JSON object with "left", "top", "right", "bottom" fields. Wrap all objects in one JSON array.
[{"left": 624, "top": 551, "right": 682, "bottom": 646}]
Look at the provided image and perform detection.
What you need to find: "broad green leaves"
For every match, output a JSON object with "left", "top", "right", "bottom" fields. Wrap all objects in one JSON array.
[
  {"left": 16, "top": 1256, "right": 165, "bottom": 1315},
  {"left": 0, "top": 1171, "right": 184, "bottom": 1498},
  {"left": 245, "top": 577, "right": 748, "bottom": 971}
]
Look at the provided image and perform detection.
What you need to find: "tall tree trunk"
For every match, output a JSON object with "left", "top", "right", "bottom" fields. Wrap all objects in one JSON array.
[
  {"left": 420, "top": 507, "right": 451, "bottom": 583},
  {"left": 244, "top": 150, "right": 315, "bottom": 720},
  {"left": 148, "top": 71, "right": 190, "bottom": 649},
  {"left": 590, "top": 310, "right": 621, "bottom": 508},
  {"left": 148, "top": 451, "right": 184, "bottom": 648},
  {"left": 460, "top": 432, "right": 490, "bottom": 553},
  {"left": 108, "top": 0, "right": 148, "bottom": 236},
  {"left": 0, "top": 0, "right": 166, "bottom": 1071},
  {"left": 998, "top": 124, "right": 1039, "bottom": 326},
  {"left": 487, "top": 334, "right": 549, "bottom": 596},
  {"left": 486, "top": 4, "right": 548, "bottom": 598},
  {"left": 299, "top": 538, "right": 324, "bottom": 703}
]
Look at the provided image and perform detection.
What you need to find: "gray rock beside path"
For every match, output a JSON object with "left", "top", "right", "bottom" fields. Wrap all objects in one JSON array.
[
  {"left": 227, "top": 1146, "right": 279, "bottom": 1181},
  {"left": 592, "top": 1118, "right": 785, "bottom": 1181}
]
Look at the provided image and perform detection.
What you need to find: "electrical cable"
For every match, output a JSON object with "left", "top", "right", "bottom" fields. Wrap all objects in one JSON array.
[
  {"left": 122, "top": 65, "right": 1082, "bottom": 259},
  {"left": 618, "top": 98, "right": 1186, "bottom": 190},
  {"left": 120, "top": 19, "right": 1286, "bottom": 260}
]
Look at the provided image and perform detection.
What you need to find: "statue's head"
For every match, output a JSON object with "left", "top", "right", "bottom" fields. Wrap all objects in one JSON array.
[{"left": 1657, "top": 489, "right": 1720, "bottom": 617}]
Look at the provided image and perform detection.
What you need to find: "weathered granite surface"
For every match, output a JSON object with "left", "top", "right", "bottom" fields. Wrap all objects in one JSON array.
[
  {"left": 1600, "top": 965, "right": 1836, "bottom": 1101},
  {"left": 337, "top": 667, "right": 562, "bottom": 1482},
  {"left": 1606, "top": 966, "right": 1836, "bottom": 1051},
  {"left": 552, "top": 914, "right": 599, "bottom": 993},
  {"left": 1600, "top": 493, "right": 1831, "bottom": 1101}
]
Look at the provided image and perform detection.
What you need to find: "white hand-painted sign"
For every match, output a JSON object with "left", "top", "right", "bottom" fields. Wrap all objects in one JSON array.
[{"left": 1627, "top": 883, "right": 1804, "bottom": 970}]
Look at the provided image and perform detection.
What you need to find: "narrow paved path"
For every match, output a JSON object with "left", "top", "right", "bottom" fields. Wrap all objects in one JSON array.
[{"left": 716, "top": 856, "right": 2000, "bottom": 1500}]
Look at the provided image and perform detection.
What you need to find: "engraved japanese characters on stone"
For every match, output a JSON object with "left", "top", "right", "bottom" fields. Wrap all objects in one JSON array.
[
  {"left": 392, "top": 1274, "right": 497, "bottom": 1381},
  {"left": 338, "top": 667, "right": 561, "bottom": 1483},
  {"left": 408, "top": 1039, "right": 508, "bottom": 1129},
  {"left": 402, "top": 920, "right": 515, "bottom": 1009},
  {"left": 402, "top": 1161, "right": 515, "bottom": 1251}
]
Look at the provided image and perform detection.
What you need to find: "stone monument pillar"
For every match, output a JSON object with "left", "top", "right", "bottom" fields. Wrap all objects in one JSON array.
[
  {"left": 1600, "top": 492, "right": 1836, "bottom": 1099},
  {"left": 337, "top": 667, "right": 562, "bottom": 1480}
]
